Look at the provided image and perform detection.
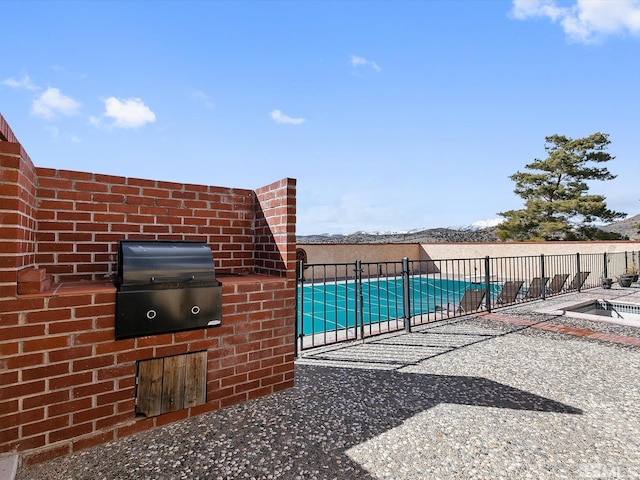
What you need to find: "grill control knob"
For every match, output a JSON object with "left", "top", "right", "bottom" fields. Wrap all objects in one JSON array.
[
  {"left": 146, "top": 310, "right": 157, "bottom": 320},
  {"left": 191, "top": 305, "right": 201, "bottom": 315}
]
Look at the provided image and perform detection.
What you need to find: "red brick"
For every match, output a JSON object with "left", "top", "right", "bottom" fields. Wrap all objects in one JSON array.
[
  {"left": 95, "top": 338, "right": 135, "bottom": 355},
  {"left": 74, "top": 329, "right": 113, "bottom": 345},
  {"left": 3, "top": 352, "right": 44, "bottom": 370},
  {"left": 0, "top": 399, "right": 18, "bottom": 417},
  {"left": 136, "top": 333, "right": 173, "bottom": 347},
  {"left": 188, "top": 402, "right": 217, "bottom": 416},
  {"left": 273, "top": 362, "right": 293, "bottom": 375},
  {"left": 50, "top": 421, "right": 94, "bottom": 443},
  {"left": 87, "top": 403, "right": 127, "bottom": 425},
  {"left": 21, "top": 443, "right": 70, "bottom": 467},
  {"left": 22, "top": 415, "right": 69, "bottom": 437},
  {"left": 247, "top": 349, "right": 272, "bottom": 362},
  {"left": 23, "top": 390, "right": 69, "bottom": 410},
  {"left": 0, "top": 407, "right": 45, "bottom": 429},
  {"left": 173, "top": 329, "right": 206, "bottom": 342},
  {"left": 72, "top": 430, "right": 115, "bottom": 452},
  {"left": 116, "top": 347, "right": 154, "bottom": 363},
  {"left": 116, "top": 417, "right": 154, "bottom": 438},
  {"left": 49, "top": 346, "right": 92, "bottom": 363},
  {"left": 22, "top": 335, "right": 70, "bottom": 352},
  {"left": 273, "top": 345, "right": 292, "bottom": 356},
  {"left": 221, "top": 373, "right": 248, "bottom": 388},
  {"left": 48, "top": 397, "right": 92, "bottom": 417},
  {"left": 155, "top": 409, "right": 189, "bottom": 427},
  {"left": 155, "top": 344, "right": 188, "bottom": 357},
  {"left": 0, "top": 427, "right": 19, "bottom": 444},
  {"left": 73, "top": 404, "right": 114, "bottom": 424},
  {"left": 248, "top": 386, "right": 274, "bottom": 400},
  {"left": 126, "top": 195, "right": 154, "bottom": 206},
  {"left": 0, "top": 341, "right": 19, "bottom": 356},
  {"left": 1, "top": 433, "right": 46, "bottom": 455},
  {"left": 117, "top": 398, "right": 135, "bottom": 413},
  {"left": 0, "top": 325, "right": 45, "bottom": 341},
  {"left": 220, "top": 392, "right": 248, "bottom": 408},
  {"left": 49, "top": 371, "right": 93, "bottom": 390},
  {"left": 73, "top": 380, "right": 115, "bottom": 399},
  {"left": 24, "top": 309, "right": 72, "bottom": 324},
  {"left": 17, "top": 267, "right": 45, "bottom": 282},
  {"left": 259, "top": 355, "right": 284, "bottom": 369},
  {"left": 73, "top": 355, "right": 114, "bottom": 372},
  {"left": 187, "top": 339, "right": 219, "bottom": 352},
  {"left": 49, "top": 318, "right": 93, "bottom": 334},
  {"left": 97, "top": 363, "right": 135, "bottom": 381},
  {"left": 22, "top": 363, "right": 70, "bottom": 381}
]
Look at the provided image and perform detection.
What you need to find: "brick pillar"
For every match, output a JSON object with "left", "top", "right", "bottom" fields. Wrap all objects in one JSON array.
[
  {"left": 0, "top": 116, "right": 38, "bottom": 299},
  {"left": 254, "top": 178, "right": 297, "bottom": 277}
]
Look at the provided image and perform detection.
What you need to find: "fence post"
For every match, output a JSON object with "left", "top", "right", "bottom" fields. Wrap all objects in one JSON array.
[
  {"left": 540, "top": 254, "right": 546, "bottom": 300},
  {"left": 355, "top": 260, "right": 364, "bottom": 341},
  {"left": 402, "top": 257, "right": 412, "bottom": 333},
  {"left": 603, "top": 253, "right": 608, "bottom": 280},
  {"left": 625, "top": 251, "right": 629, "bottom": 273},
  {"left": 294, "top": 260, "right": 302, "bottom": 357},
  {"left": 484, "top": 256, "right": 492, "bottom": 313},
  {"left": 576, "top": 252, "right": 582, "bottom": 292}
]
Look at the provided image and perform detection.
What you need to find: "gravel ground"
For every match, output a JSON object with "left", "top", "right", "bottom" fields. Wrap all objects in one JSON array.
[{"left": 16, "top": 289, "right": 640, "bottom": 480}]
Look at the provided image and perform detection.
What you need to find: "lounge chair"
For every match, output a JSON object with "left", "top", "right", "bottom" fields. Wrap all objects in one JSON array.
[
  {"left": 525, "top": 277, "right": 548, "bottom": 299},
  {"left": 453, "top": 288, "right": 486, "bottom": 314},
  {"left": 496, "top": 280, "right": 524, "bottom": 306},
  {"left": 567, "top": 271, "right": 590, "bottom": 291},
  {"left": 546, "top": 273, "right": 569, "bottom": 294}
]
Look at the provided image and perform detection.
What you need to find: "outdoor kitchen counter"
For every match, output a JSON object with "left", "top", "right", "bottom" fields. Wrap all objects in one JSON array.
[
  {"left": 17, "top": 280, "right": 116, "bottom": 298},
  {"left": 216, "top": 273, "right": 290, "bottom": 284},
  {"left": 17, "top": 273, "right": 288, "bottom": 299}
]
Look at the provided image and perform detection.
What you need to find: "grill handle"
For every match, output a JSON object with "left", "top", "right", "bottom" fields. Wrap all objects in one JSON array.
[{"left": 150, "top": 274, "right": 196, "bottom": 283}]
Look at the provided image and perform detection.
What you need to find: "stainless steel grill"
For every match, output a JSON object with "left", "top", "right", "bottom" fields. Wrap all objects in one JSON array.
[{"left": 115, "top": 240, "right": 222, "bottom": 340}]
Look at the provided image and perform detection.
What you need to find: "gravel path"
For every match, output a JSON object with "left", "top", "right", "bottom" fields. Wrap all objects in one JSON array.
[{"left": 16, "top": 290, "right": 640, "bottom": 480}]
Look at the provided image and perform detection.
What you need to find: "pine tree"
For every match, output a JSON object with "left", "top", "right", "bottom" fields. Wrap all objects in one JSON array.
[{"left": 497, "top": 133, "right": 626, "bottom": 241}]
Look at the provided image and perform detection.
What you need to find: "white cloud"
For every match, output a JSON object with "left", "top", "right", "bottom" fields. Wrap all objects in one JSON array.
[
  {"left": 297, "top": 192, "right": 407, "bottom": 235},
  {"left": 191, "top": 90, "right": 215, "bottom": 110},
  {"left": 44, "top": 125, "right": 81, "bottom": 143},
  {"left": 511, "top": 0, "right": 640, "bottom": 43},
  {"left": 31, "top": 87, "right": 81, "bottom": 119},
  {"left": 101, "top": 97, "right": 156, "bottom": 129},
  {"left": 3, "top": 74, "right": 39, "bottom": 91},
  {"left": 350, "top": 55, "right": 382, "bottom": 72},
  {"left": 269, "top": 109, "right": 306, "bottom": 125}
]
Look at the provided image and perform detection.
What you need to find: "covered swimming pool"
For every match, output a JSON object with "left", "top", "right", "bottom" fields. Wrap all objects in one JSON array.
[{"left": 297, "top": 276, "right": 501, "bottom": 337}]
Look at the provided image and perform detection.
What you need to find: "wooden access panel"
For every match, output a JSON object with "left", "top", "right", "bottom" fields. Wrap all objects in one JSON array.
[{"left": 136, "top": 351, "right": 207, "bottom": 417}]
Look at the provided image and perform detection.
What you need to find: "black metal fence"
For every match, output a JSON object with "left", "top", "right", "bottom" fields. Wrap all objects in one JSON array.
[{"left": 295, "top": 250, "right": 639, "bottom": 353}]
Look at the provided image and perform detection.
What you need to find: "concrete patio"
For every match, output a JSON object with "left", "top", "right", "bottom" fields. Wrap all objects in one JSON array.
[{"left": 14, "top": 286, "right": 640, "bottom": 479}]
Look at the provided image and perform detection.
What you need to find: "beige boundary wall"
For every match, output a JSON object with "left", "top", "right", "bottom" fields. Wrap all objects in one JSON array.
[{"left": 298, "top": 241, "right": 640, "bottom": 265}]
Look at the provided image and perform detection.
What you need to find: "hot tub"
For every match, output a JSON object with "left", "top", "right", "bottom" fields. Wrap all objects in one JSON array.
[{"left": 536, "top": 299, "right": 640, "bottom": 328}]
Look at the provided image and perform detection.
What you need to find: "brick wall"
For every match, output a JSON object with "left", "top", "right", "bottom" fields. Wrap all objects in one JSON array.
[
  {"left": 34, "top": 168, "right": 258, "bottom": 282},
  {"left": 0, "top": 115, "right": 297, "bottom": 466}
]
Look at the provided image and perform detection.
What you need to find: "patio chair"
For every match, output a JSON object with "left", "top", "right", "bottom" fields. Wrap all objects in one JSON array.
[
  {"left": 452, "top": 288, "right": 486, "bottom": 314},
  {"left": 546, "top": 273, "right": 569, "bottom": 294},
  {"left": 567, "top": 271, "right": 590, "bottom": 291},
  {"left": 496, "top": 280, "right": 524, "bottom": 306},
  {"left": 525, "top": 277, "right": 548, "bottom": 299}
]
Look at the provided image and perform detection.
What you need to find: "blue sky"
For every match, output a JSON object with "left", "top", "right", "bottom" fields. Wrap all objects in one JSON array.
[{"left": 2, "top": 0, "right": 640, "bottom": 235}]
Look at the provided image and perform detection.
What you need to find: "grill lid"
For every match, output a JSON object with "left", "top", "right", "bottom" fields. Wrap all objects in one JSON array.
[{"left": 116, "top": 240, "right": 217, "bottom": 288}]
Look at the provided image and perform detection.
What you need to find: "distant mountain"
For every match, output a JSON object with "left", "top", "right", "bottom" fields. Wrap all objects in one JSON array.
[
  {"left": 297, "top": 226, "right": 499, "bottom": 244},
  {"left": 600, "top": 214, "right": 640, "bottom": 240},
  {"left": 297, "top": 215, "right": 640, "bottom": 243}
]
